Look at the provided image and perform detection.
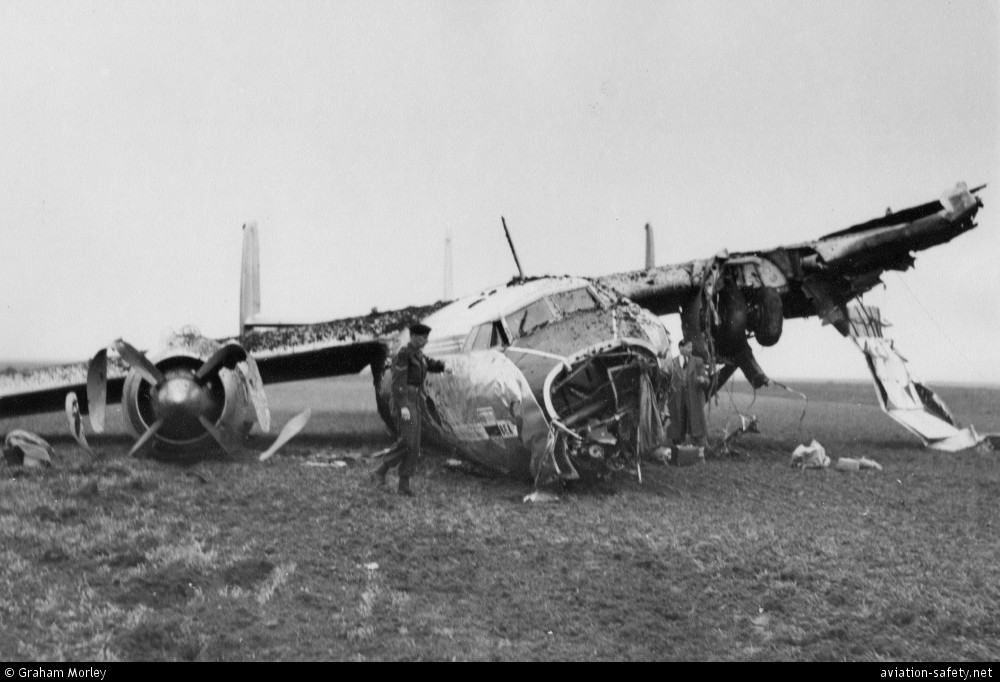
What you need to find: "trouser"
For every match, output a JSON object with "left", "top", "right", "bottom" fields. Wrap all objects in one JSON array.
[
  {"left": 378, "top": 387, "right": 422, "bottom": 478},
  {"left": 668, "top": 395, "right": 708, "bottom": 457}
]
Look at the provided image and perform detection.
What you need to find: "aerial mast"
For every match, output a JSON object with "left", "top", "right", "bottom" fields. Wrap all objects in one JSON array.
[{"left": 501, "top": 216, "right": 525, "bottom": 280}]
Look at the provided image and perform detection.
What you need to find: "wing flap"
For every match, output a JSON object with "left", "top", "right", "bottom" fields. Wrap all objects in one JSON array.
[{"left": 847, "top": 303, "right": 983, "bottom": 452}]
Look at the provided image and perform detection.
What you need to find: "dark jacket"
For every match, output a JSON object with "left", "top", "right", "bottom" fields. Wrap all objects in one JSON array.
[
  {"left": 666, "top": 353, "right": 709, "bottom": 441},
  {"left": 391, "top": 342, "right": 446, "bottom": 397}
]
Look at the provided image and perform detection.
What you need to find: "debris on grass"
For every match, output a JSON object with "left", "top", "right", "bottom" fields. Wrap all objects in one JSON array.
[
  {"left": 523, "top": 491, "right": 560, "bottom": 504},
  {"left": 791, "top": 440, "right": 830, "bottom": 469},
  {"left": 3, "top": 430, "right": 54, "bottom": 468},
  {"left": 835, "top": 457, "right": 883, "bottom": 472}
]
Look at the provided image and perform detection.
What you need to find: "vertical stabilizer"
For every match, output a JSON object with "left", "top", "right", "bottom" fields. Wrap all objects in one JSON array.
[
  {"left": 240, "top": 222, "right": 261, "bottom": 340},
  {"left": 644, "top": 223, "right": 655, "bottom": 270}
]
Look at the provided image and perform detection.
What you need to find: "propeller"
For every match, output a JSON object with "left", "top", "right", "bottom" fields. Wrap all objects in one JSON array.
[
  {"left": 64, "top": 392, "right": 94, "bottom": 456},
  {"left": 128, "top": 419, "right": 164, "bottom": 458},
  {"left": 87, "top": 348, "right": 107, "bottom": 433},
  {"left": 88, "top": 338, "right": 247, "bottom": 458},
  {"left": 243, "top": 354, "right": 271, "bottom": 433},
  {"left": 259, "top": 409, "right": 312, "bottom": 462},
  {"left": 198, "top": 415, "right": 240, "bottom": 458},
  {"left": 194, "top": 342, "right": 247, "bottom": 383},
  {"left": 113, "top": 339, "right": 165, "bottom": 386},
  {"left": 86, "top": 337, "right": 305, "bottom": 461}
]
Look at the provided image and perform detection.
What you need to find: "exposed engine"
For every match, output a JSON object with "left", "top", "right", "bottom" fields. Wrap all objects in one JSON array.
[{"left": 542, "top": 343, "right": 664, "bottom": 482}]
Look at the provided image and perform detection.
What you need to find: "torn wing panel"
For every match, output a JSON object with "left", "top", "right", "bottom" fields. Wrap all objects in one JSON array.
[{"left": 847, "top": 304, "right": 982, "bottom": 451}]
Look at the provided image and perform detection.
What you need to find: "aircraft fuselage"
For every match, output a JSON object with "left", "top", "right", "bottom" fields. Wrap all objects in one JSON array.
[{"left": 375, "top": 277, "right": 672, "bottom": 481}]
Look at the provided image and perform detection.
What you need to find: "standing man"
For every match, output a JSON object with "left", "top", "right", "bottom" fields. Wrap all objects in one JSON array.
[
  {"left": 371, "top": 322, "right": 448, "bottom": 496},
  {"left": 666, "top": 338, "right": 710, "bottom": 456}
]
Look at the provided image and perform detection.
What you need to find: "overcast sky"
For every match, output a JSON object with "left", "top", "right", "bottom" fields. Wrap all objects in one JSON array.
[{"left": 2, "top": 0, "right": 997, "bottom": 385}]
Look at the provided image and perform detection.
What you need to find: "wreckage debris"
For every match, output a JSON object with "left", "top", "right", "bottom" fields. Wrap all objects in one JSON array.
[
  {"left": 791, "top": 440, "right": 830, "bottom": 469},
  {"left": 791, "top": 441, "right": 883, "bottom": 472},
  {"left": 834, "top": 457, "right": 883, "bottom": 472},
  {"left": 675, "top": 444, "right": 705, "bottom": 467},
  {"left": 523, "top": 491, "right": 560, "bottom": 504},
  {"left": 3, "top": 430, "right": 54, "bottom": 468}
]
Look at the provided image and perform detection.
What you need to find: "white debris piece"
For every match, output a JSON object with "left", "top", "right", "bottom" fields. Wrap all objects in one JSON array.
[
  {"left": 523, "top": 491, "right": 560, "bottom": 504},
  {"left": 3, "top": 430, "right": 54, "bottom": 468},
  {"left": 790, "top": 439, "right": 830, "bottom": 469},
  {"left": 859, "top": 457, "right": 883, "bottom": 471},
  {"left": 835, "top": 457, "right": 883, "bottom": 472},
  {"left": 834, "top": 458, "right": 860, "bottom": 472}
]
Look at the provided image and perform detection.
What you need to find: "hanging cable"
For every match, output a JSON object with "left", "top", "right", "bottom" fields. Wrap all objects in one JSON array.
[{"left": 892, "top": 273, "right": 977, "bottom": 373}]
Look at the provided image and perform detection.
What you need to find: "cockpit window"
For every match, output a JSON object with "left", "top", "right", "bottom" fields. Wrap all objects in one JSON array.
[
  {"left": 550, "top": 287, "right": 599, "bottom": 316},
  {"left": 464, "top": 321, "right": 508, "bottom": 352},
  {"left": 504, "top": 299, "right": 555, "bottom": 339}
]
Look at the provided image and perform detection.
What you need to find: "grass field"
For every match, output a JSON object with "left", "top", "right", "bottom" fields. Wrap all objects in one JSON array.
[{"left": 1, "top": 374, "right": 999, "bottom": 661}]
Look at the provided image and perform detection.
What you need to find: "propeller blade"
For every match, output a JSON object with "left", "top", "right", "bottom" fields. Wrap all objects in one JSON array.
[
  {"left": 128, "top": 419, "right": 164, "bottom": 458},
  {"left": 194, "top": 342, "right": 248, "bottom": 384},
  {"left": 87, "top": 348, "right": 107, "bottom": 433},
  {"left": 64, "top": 392, "right": 94, "bottom": 456},
  {"left": 243, "top": 354, "right": 271, "bottom": 433},
  {"left": 113, "top": 339, "right": 165, "bottom": 386},
  {"left": 198, "top": 415, "right": 239, "bottom": 458},
  {"left": 259, "top": 408, "right": 311, "bottom": 462}
]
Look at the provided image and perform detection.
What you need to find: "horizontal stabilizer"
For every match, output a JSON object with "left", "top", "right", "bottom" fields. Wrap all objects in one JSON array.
[{"left": 847, "top": 303, "right": 982, "bottom": 452}]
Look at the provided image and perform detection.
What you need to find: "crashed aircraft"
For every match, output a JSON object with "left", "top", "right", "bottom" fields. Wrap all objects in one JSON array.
[{"left": 0, "top": 182, "right": 986, "bottom": 481}]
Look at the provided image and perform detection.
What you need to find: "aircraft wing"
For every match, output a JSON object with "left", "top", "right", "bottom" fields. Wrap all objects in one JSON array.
[
  {"left": 0, "top": 359, "right": 128, "bottom": 419},
  {"left": 598, "top": 182, "right": 983, "bottom": 330},
  {"left": 594, "top": 182, "right": 984, "bottom": 387},
  {"left": 242, "top": 301, "right": 448, "bottom": 383},
  {"left": 0, "top": 302, "right": 448, "bottom": 419}
]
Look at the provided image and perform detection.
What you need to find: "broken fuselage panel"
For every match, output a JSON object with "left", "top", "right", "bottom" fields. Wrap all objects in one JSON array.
[{"left": 375, "top": 276, "right": 672, "bottom": 482}]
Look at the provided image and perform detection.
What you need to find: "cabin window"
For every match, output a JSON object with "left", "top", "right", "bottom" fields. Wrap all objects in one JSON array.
[
  {"left": 550, "top": 287, "right": 599, "bottom": 316},
  {"left": 464, "top": 321, "right": 508, "bottom": 352},
  {"left": 504, "top": 299, "right": 555, "bottom": 339}
]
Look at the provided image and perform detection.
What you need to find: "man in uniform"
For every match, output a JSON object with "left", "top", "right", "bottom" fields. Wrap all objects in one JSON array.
[
  {"left": 666, "top": 338, "right": 710, "bottom": 458},
  {"left": 371, "top": 322, "right": 448, "bottom": 496}
]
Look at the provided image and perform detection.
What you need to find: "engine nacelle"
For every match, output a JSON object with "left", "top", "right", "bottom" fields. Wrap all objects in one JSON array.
[{"left": 118, "top": 332, "right": 259, "bottom": 451}]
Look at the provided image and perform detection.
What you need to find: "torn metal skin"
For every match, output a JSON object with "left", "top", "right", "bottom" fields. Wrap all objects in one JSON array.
[{"left": 596, "top": 182, "right": 984, "bottom": 396}]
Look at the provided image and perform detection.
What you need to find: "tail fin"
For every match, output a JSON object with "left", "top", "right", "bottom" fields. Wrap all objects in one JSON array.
[
  {"left": 644, "top": 223, "right": 655, "bottom": 269},
  {"left": 240, "top": 222, "right": 261, "bottom": 340}
]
